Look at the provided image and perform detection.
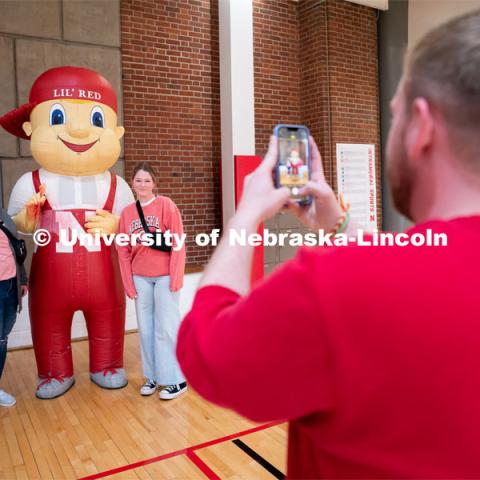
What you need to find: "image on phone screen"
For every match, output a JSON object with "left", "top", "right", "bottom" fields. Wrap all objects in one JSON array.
[{"left": 277, "top": 127, "right": 309, "bottom": 199}]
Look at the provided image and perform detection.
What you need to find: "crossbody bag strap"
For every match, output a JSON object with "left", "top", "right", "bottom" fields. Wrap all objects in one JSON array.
[
  {"left": 135, "top": 200, "right": 150, "bottom": 233},
  {"left": 135, "top": 200, "right": 172, "bottom": 253}
]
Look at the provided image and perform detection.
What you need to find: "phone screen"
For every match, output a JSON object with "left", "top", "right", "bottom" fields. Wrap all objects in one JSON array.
[{"left": 277, "top": 126, "right": 310, "bottom": 203}]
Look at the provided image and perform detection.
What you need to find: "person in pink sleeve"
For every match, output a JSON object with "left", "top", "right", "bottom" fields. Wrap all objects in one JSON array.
[
  {"left": 0, "top": 209, "right": 28, "bottom": 407},
  {"left": 117, "top": 162, "right": 187, "bottom": 400}
]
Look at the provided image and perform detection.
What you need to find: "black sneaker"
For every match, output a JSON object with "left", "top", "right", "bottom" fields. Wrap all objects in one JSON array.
[
  {"left": 140, "top": 379, "right": 157, "bottom": 396},
  {"left": 159, "top": 382, "right": 187, "bottom": 400}
]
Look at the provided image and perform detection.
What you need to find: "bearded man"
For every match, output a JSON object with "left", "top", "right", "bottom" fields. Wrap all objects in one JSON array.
[{"left": 177, "top": 10, "right": 480, "bottom": 479}]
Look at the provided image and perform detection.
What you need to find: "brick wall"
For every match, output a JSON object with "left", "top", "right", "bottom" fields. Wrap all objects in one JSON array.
[
  {"left": 120, "top": 0, "right": 381, "bottom": 269},
  {"left": 253, "top": 0, "right": 301, "bottom": 155},
  {"left": 299, "top": 0, "right": 382, "bottom": 223},
  {"left": 325, "top": 0, "right": 382, "bottom": 226},
  {"left": 299, "top": 0, "right": 332, "bottom": 181},
  {"left": 120, "top": 0, "right": 221, "bottom": 268}
]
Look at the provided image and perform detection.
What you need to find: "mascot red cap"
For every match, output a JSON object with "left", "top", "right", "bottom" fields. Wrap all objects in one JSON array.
[{"left": 0, "top": 66, "right": 117, "bottom": 140}]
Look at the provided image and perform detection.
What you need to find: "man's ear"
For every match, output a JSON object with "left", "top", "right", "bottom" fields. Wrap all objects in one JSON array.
[
  {"left": 22, "top": 121, "right": 32, "bottom": 137},
  {"left": 115, "top": 126, "right": 125, "bottom": 140},
  {"left": 405, "top": 97, "right": 434, "bottom": 161}
]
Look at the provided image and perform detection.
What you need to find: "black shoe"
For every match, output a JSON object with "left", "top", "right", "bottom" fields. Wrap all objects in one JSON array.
[
  {"left": 140, "top": 379, "right": 157, "bottom": 396},
  {"left": 159, "top": 382, "right": 187, "bottom": 400}
]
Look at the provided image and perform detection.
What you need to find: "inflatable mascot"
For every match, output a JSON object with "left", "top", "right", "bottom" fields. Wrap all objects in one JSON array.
[{"left": 0, "top": 66, "right": 134, "bottom": 399}]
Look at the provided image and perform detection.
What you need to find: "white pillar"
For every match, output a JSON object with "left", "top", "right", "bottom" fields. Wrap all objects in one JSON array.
[{"left": 219, "top": 0, "right": 255, "bottom": 226}]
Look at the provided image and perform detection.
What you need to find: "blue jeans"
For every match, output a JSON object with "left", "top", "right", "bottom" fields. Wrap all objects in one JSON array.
[
  {"left": 133, "top": 275, "right": 185, "bottom": 385},
  {"left": 0, "top": 278, "right": 18, "bottom": 379}
]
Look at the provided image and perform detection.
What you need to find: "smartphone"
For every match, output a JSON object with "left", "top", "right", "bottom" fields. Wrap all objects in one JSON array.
[{"left": 273, "top": 124, "right": 312, "bottom": 206}]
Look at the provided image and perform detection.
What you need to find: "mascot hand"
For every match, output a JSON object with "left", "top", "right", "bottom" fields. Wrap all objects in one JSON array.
[
  {"left": 26, "top": 184, "right": 47, "bottom": 220},
  {"left": 85, "top": 209, "right": 119, "bottom": 235},
  {"left": 13, "top": 184, "right": 46, "bottom": 233}
]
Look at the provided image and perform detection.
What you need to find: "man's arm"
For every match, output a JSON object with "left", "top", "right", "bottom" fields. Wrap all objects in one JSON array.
[
  {"left": 199, "top": 135, "right": 354, "bottom": 294},
  {"left": 177, "top": 135, "right": 345, "bottom": 421},
  {"left": 199, "top": 136, "right": 290, "bottom": 295},
  {"left": 177, "top": 249, "right": 335, "bottom": 422}
]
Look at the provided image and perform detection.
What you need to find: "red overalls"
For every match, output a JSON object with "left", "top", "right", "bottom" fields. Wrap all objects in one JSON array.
[{"left": 29, "top": 170, "right": 126, "bottom": 380}]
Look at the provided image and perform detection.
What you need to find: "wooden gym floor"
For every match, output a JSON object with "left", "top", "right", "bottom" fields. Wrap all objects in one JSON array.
[{"left": 0, "top": 333, "right": 287, "bottom": 479}]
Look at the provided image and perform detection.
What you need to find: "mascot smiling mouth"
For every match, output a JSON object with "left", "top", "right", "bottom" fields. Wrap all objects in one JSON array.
[{"left": 59, "top": 137, "right": 99, "bottom": 153}]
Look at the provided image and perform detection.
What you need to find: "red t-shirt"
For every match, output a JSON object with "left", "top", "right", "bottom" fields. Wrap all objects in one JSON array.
[{"left": 177, "top": 217, "right": 480, "bottom": 478}]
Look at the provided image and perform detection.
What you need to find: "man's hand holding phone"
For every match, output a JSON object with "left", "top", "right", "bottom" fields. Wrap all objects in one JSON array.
[
  {"left": 199, "top": 129, "right": 353, "bottom": 297},
  {"left": 235, "top": 135, "right": 290, "bottom": 225},
  {"left": 235, "top": 132, "right": 342, "bottom": 231},
  {"left": 199, "top": 135, "right": 289, "bottom": 296},
  {"left": 286, "top": 136, "right": 343, "bottom": 233}
]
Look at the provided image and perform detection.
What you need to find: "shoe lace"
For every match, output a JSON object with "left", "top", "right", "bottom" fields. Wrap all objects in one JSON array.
[
  {"left": 37, "top": 375, "right": 65, "bottom": 389},
  {"left": 144, "top": 380, "right": 156, "bottom": 388},
  {"left": 165, "top": 384, "right": 177, "bottom": 393}
]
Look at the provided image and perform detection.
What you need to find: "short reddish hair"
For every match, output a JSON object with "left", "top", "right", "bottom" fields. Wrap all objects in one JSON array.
[{"left": 404, "top": 10, "right": 480, "bottom": 165}]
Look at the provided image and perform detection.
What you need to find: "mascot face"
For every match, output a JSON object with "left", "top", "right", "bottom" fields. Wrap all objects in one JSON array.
[
  {"left": 24, "top": 99, "right": 124, "bottom": 177},
  {"left": 0, "top": 66, "right": 124, "bottom": 177}
]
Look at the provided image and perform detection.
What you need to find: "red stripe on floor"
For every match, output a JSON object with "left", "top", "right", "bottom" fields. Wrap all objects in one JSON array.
[
  {"left": 190, "top": 420, "right": 282, "bottom": 452},
  {"left": 79, "top": 420, "right": 283, "bottom": 479},
  {"left": 187, "top": 450, "right": 221, "bottom": 479}
]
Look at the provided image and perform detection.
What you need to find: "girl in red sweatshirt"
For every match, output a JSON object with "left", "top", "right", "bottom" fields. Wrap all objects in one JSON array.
[{"left": 117, "top": 162, "right": 187, "bottom": 400}]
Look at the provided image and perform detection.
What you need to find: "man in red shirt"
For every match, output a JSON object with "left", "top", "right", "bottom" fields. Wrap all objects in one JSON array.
[{"left": 177, "top": 11, "right": 480, "bottom": 478}]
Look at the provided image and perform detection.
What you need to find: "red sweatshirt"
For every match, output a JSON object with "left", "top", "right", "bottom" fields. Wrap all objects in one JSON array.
[
  {"left": 117, "top": 196, "right": 185, "bottom": 294},
  {"left": 177, "top": 217, "right": 480, "bottom": 478}
]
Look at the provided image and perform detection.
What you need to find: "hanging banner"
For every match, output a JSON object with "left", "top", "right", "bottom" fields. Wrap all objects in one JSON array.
[{"left": 336, "top": 143, "right": 378, "bottom": 231}]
